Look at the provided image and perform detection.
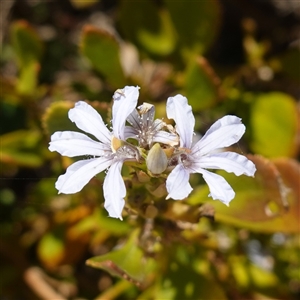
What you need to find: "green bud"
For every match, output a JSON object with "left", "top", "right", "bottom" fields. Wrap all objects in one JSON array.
[{"left": 146, "top": 143, "right": 168, "bottom": 175}]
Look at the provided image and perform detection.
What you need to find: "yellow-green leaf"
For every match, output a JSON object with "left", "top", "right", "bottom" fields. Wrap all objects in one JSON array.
[
  {"left": 0, "top": 130, "right": 43, "bottom": 167},
  {"left": 42, "top": 101, "right": 78, "bottom": 136},
  {"left": 11, "top": 20, "right": 43, "bottom": 68},
  {"left": 119, "top": 0, "right": 176, "bottom": 56},
  {"left": 250, "top": 92, "right": 298, "bottom": 158},
  {"left": 86, "top": 230, "right": 156, "bottom": 286},
  {"left": 37, "top": 230, "right": 65, "bottom": 269},
  {"left": 16, "top": 61, "right": 40, "bottom": 95},
  {"left": 184, "top": 56, "right": 221, "bottom": 111},
  {"left": 165, "top": 0, "right": 221, "bottom": 55},
  {"left": 188, "top": 155, "right": 299, "bottom": 233},
  {"left": 80, "top": 25, "right": 125, "bottom": 88}
]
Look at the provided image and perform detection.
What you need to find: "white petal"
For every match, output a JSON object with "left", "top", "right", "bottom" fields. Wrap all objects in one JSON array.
[
  {"left": 112, "top": 86, "right": 140, "bottom": 140},
  {"left": 55, "top": 157, "right": 113, "bottom": 194},
  {"left": 68, "top": 101, "right": 111, "bottom": 144},
  {"left": 166, "top": 164, "right": 193, "bottom": 200},
  {"left": 127, "top": 109, "right": 141, "bottom": 129},
  {"left": 198, "top": 168, "right": 235, "bottom": 206},
  {"left": 124, "top": 126, "right": 139, "bottom": 140},
  {"left": 139, "top": 103, "right": 155, "bottom": 128},
  {"left": 166, "top": 94, "right": 195, "bottom": 148},
  {"left": 153, "top": 131, "right": 179, "bottom": 146},
  {"left": 193, "top": 152, "right": 256, "bottom": 177},
  {"left": 103, "top": 161, "right": 126, "bottom": 220},
  {"left": 193, "top": 115, "right": 245, "bottom": 155},
  {"left": 152, "top": 119, "right": 166, "bottom": 132},
  {"left": 49, "top": 131, "right": 111, "bottom": 157}
]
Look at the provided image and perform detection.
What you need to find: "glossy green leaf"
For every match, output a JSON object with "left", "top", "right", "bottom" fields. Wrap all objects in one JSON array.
[
  {"left": 165, "top": 0, "right": 221, "bottom": 55},
  {"left": 80, "top": 25, "right": 125, "bottom": 88},
  {"left": 0, "top": 130, "right": 43, "bottom": 167},
  {"left": 86, "top": 230, "right": 156, "bottom": 286},
  {"left": 250, "top": 92, "right": 298, "bottom": 158},
  {"left": 184, "top": 56, "right": 221, "bottom": 111},
  {"left": 188, "top": 155, "right": 299, "bottom": 233},
  {"left": 11, "top": 20, "right": 43, "bottom": 68},
  {"left": 119, "top": 0, "right": 176, "bottom": 56}
]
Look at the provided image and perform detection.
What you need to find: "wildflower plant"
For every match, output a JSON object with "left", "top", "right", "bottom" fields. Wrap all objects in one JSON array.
[
  {"left": 49, "top": 86, "right": 256, "bottom": 220},
  {"left": 3, "top": 2, "right": 299, "bottom": 299}
]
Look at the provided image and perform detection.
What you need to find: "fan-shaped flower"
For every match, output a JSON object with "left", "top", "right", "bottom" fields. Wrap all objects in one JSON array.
[
  {"left": 166, "top": 94, "right": 256, "bottom": 205},
  {"left": 49, "top": 86, "right": 140, "bottom": 220}
]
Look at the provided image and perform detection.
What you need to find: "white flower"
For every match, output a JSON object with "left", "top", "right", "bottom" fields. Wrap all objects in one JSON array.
[
  {"left": 125, "top": 102, "right": 178, "bottom": 148},
  {"left": 49, "top": 86, "right": 140, "bottom": 220},
  {"left": 165, "top": 94, "right": 256, "bottom": 205}
]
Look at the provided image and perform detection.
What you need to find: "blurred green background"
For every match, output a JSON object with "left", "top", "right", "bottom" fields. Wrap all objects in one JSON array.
[{"left": 0, "top": 0, "right": 299, "bottom": 299}]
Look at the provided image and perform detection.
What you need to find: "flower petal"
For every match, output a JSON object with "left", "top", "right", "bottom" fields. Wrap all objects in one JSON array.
[
  {"left": 166, "top": 94, "right": 195, "bottom": 148},
  {"left": 193, "top": 115, "right": 245, "bottom": 155},
  {"left": 124, "top": 126, "right": 139, "bottom": 140},
  {"left": 126, "top": 109, "right": 141, "bottom": 129},
  {"left": 194, "top": 152, "right": 256, "bottom": 177},
  {"left": 152, "top": 119, "right": 166, "bottom": 132},
  {"left": 103, "top": 160, "right": 126, "bottom": 220},
  {"left": 197, "top": 168, "right": 235, "bottom": 206},
  {"left": 166, "top": 164, "right": 193, "bottom": 200},
  {"left": 68, "top": 101, "right": 111, "bottom": 144},
  {"left": 138, "top": 102, "right": 155, "bottom": 129},
  {"left": 153, "top": 131, "right": 178, "bottom": 146},
  {"left": 55, "top": 157, "right": 113, "bottom": 194},
  {"left": 49, "top": 131, "right": 111, "bottom": 157},
  {"left": 112, "top": 86, "right": 140, "bottom": 140}
]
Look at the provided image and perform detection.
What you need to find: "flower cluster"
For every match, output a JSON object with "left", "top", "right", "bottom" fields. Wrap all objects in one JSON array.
[{"left": 49, "top": 86, "right": 256, "bottom": 220}]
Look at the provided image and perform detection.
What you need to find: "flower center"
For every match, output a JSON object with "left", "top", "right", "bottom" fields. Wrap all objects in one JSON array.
[{"left": 168, "top": 149, "right": 190, "bottom": 167}]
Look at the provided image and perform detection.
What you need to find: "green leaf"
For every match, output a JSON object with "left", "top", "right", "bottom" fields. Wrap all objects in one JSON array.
[
  {"left": 152, "top": 248, "right": 226, "bottom": 300},
  {"left": 42, "top": 101, "right": 78, "bottom": 136},
  {"left": 230, "top": 256, "right": 280, "bottom": 295},
  {"left": 16, "top": 61, "right": 40, "bottom": 95},
  {"left": 165, "top": 0, "right": 221, "bottom": 55},
  {"left": 73, "top": 207, "right": 131, "bottom": 236},
  {"left": 86, "top": 230, "right": 156, "bottom": 286},
  {"left": 11, "top": 20, "right": 43, "bottom": 68},
  {"left": 250, "top": 92, "right": 298, "bottom": 158},
  {"left": 10, "top": 21, "right": 43, "bottom": 96},
  {"left": 184, "top": 56, "right": 221, "bottom": 111},
  {"left": 43, "top": 100, "right": 111, "bottom": 136},
  {"left": 0, "top": 130, "right": 43, "bottom": 167},
  {"left": 188, "top": 155, "right": 299, "bottom": 233},
  {"left": 119, "top": 0, "right": 176, "bottom": 56},
  {"left": 37, "top": 229, "right": 65, "bottom": 269},
  {"left": 80, "top": 25, "right": 125, "bottom": 88}
]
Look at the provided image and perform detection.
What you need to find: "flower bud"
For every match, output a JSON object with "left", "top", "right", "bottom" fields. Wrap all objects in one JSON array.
[{"left": 146, "top": 143, "right": 168, "bottom": 175}]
